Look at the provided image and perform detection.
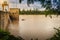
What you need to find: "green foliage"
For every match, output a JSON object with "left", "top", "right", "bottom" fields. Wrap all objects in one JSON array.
[
  {"left": 19, "top": 0, "right": 22, "bottom": 3},
  {"left": 0, "top": 29, "right": 24, "bottom": 40},
  {"left": 47, "top": 27, "right": 60, "bottom": 40},
  {"left": 27, "top": 0, "right": 34, "bottom": 6},
  {"left": 19, "top": 0, "right": 60, "bottom": 10},
  {"left": 40, "top": 0, "right": 45, "bottom": 7},
  {"left": 19, "top": 9, "right": 60, "bottom": 15}
]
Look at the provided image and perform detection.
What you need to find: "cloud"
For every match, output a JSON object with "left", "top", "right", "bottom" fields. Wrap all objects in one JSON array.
[{"left": 8, "top": 0, "right": 45, "bottom": 11}]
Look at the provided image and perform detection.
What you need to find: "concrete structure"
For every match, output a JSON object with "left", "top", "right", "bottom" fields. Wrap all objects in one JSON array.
[
  {"left": 9, "top": 8, "right": 19, "bottom": 20},
  {"left": 0, "top": 9, "right": 19, "bottom": 31},
  {"left": 2, "top": 1, "right": 9, "bottom": 11},
  {"left": 0, "top": 11, "right": 9, "bottom": 31},
  {"left": 0, "top": 1, "right": 19, "bottom": 31}
]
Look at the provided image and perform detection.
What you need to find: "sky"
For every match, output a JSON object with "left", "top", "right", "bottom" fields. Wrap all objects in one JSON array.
[
  {"left": 0, "top": 0, "right": 45, "bottom": 11},
  {"left": 8, "top": 0, "right": 45, "bottom": 11},
  {"left": 0, "top": 0, "right": 58, "bottom": 11}
]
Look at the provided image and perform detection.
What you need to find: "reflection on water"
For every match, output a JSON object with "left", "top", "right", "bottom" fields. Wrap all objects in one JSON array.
[{"left": 8, "top": 15, "right": 60, "bottom": 40}]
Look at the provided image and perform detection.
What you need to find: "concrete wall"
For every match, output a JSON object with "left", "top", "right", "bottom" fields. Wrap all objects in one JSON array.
[
  {"left": 9, "top": 8, "right": 19, "bottom": 20},
  {"left": 0, "top": 11, "right": 9, "bottom": 31}
]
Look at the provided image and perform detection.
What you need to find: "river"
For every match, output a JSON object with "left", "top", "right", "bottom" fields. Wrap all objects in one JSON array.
[{"left": 9, "top": 15, "right": 60, "bottom": 40}]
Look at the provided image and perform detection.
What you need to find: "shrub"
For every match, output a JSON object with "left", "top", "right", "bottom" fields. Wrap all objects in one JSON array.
[
  {"left": 47, "top": 27, "right": 60, "bottom": 40},
  {"left": 0, "top": 29, "right": 24, "bottom": 40}
]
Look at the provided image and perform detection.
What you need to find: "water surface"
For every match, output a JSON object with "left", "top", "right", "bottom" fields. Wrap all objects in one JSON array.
[{"left": 9, "top": 15, "right": 60, "bottom": 40}]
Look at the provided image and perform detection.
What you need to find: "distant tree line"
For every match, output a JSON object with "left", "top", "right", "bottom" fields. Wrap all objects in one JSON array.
[
  {"left": 19, "top": 9, "right": 60, "bottom": 16},
  {"left": 19, "top": 0, "right": 60, "bottom": 15}
]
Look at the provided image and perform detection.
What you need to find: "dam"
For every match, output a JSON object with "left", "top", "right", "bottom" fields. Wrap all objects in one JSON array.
[
  {"left": 0, "top": 10, "right": 19, "bottom": 36},
  {"left": 0, "top": 11, "right": 9, "bottom": 31}
]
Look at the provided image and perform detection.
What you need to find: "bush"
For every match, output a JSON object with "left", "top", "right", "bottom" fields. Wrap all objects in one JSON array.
[
  {"left": 47, "top": 27, "right": 60, "bottom": 40},
  {"left": 0, "top": 29, "right": 24, "bottom": 40},
  {"left": 19, "top": 9, "right": 60, "bottom": 15}
]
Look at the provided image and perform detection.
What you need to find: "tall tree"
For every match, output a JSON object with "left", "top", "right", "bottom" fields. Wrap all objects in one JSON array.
[
  {"left": 19, "top": 0, "right": 24, "bottom": 3},
  {"left": 27, "top": 0, "right": 30, "bottom": 6},
  {"left": 19, "top": 0, "right": 60, "bottom": 10},
  {"left": 40, "top": 0, "right": 52, "bottom": 10},
  {"left": 31, "top": 0, "right": 34, "bottom": 4},
  {"left": 27, "top": 0, "right": 34, "bottom": 6},
  {"left": 45, "top": 0, "right": 51, "bottom": 10},
  {"left": 57, "top": 0, "right": 60, "bottom": 10},
  {"left": 19, "top": 0, "right": 22, "bottom": 3}
]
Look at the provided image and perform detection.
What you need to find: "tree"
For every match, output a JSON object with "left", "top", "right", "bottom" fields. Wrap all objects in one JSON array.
[
  {"left": 19, "top": 0, "right": 60, "bottom": 10},
  {"left": 47, "top": 27, "right": 60, "bottom": 40},
  {"left": 45, "top": 0, "right": 51, "bottom": 10},
  {"left": 19, "top": 0, "right": 22, "bottom": 3},
  {"left": 27, "top": 0, "right": 34, "bottom": 6}
]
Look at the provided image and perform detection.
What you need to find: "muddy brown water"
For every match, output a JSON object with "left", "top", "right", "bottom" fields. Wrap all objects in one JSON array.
[{"left": 9, "top": 15, "right": 60, "bottom": 40}]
